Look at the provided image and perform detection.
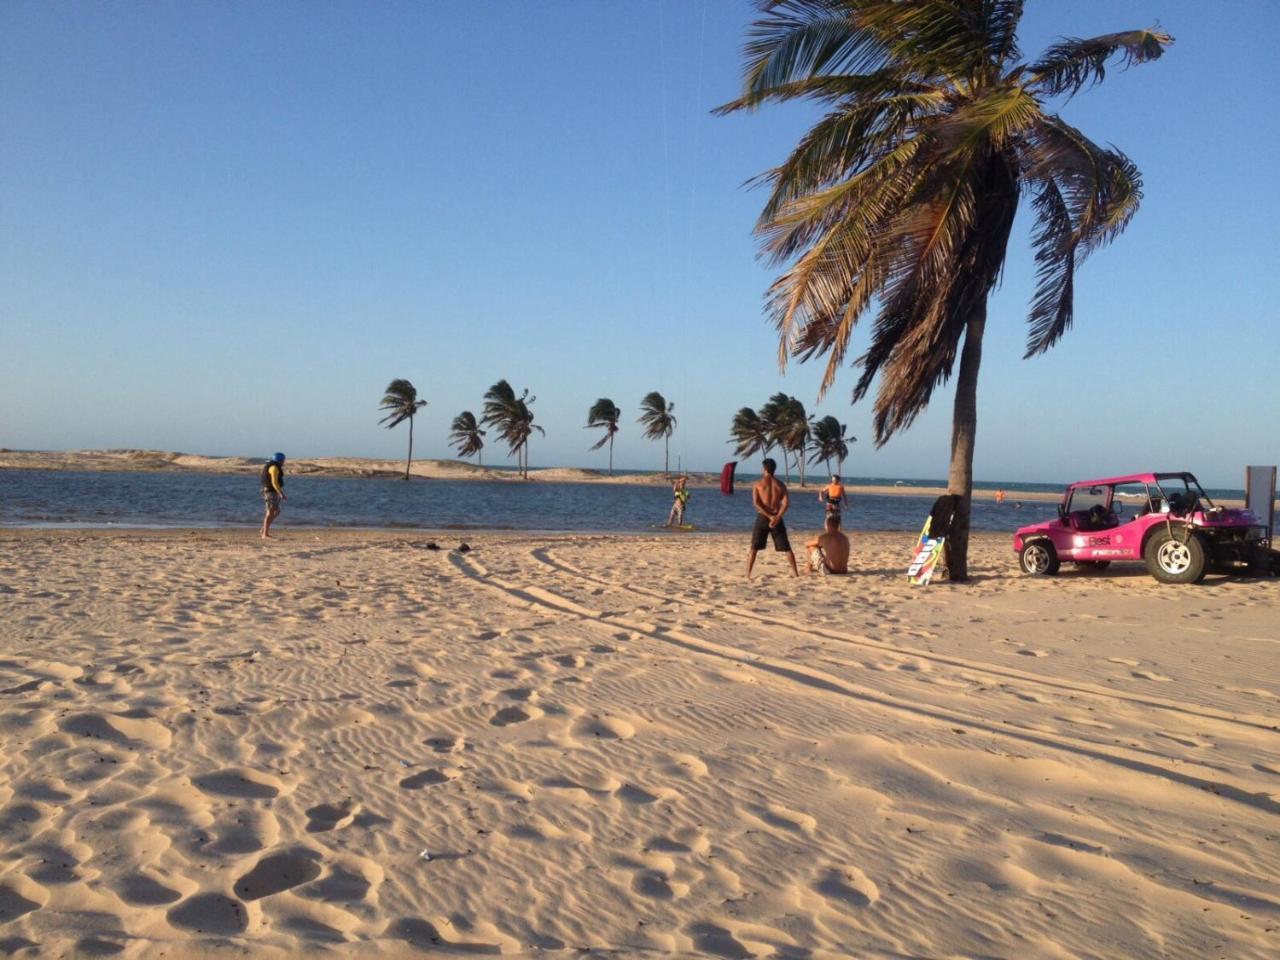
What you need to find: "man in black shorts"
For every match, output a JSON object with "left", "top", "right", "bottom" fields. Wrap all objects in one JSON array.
[{"left": 747, "top": 458, "right": 798, "bottom": 578}]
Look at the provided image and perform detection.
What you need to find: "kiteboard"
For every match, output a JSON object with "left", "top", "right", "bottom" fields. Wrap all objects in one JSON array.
[
  {"left": 908, "top": 495, "right": 960, "bottom": 585},
  {"left": 908, "top": 530, "right": 945, "bottom": 584},
  {"left": 653, "top": 523, "right": 697, "bottom": 532}
]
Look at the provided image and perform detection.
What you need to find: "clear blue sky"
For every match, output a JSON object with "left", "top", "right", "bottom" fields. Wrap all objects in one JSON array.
[{"left": 2, "top": 1, "right": 1276, "bottom": 486}]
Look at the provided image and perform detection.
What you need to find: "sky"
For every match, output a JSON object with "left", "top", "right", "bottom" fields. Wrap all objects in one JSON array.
[{"left": 2, "top": 1, "right": 1277, "bottom": 487}]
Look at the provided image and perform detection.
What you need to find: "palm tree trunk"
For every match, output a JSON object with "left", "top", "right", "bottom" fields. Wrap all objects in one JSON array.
[
  {"left": 405, "top": 416, "right": 414, "bottom": 481},
  {"left": 664, "top": 435, "right": 669, "bottom": 478},
  {"left": 946, "top": 308, "right": 986, "bottom": 582},
  {"left": 798, "top": 442, "right": 806, "bottom": 487},
  {"left": 608, "top": 434, "right": 614, "bottom": 477}
]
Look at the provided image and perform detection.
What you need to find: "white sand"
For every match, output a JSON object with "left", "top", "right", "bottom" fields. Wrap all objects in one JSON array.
[{"left": 0, "top": 529, "right": 1276, "bottom": 958}]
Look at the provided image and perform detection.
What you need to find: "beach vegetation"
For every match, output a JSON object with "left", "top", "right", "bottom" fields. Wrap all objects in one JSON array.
[
  {"left": 638, "top": 391, "right": 678, "bottom": 477},
  {"left": 586, "top": 399, "right": 622, "bottom": 477},
  {"left": 760, "top": 393, "right": 812, "bottom": 486},
  {"left": 719, "top": 0, "right": 1172, "bottom": 578},
  {"left": 482, "top": 380, "right": 544, "bottom": 480},
  {"left": 729, "top": 407, "right": 774, "bottom": 465},
  {"left": 448, "top": 410, "right": 486, "bottom": 466},
  {"left": 377, "top": 379, "right": 428, "bottom": 481},
  {"left": 810, "top": 416, "right": 855, "bottom": 476}
]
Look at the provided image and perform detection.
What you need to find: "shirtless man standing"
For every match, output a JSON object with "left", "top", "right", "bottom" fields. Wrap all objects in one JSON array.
[{"left": 747, "top": 458, "right": 799, "bottom": 579}]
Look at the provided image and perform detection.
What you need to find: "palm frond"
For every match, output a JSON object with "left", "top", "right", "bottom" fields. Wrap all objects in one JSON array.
[{"left": 1028, "top": 28, "right": 1173, "bottom": 99}]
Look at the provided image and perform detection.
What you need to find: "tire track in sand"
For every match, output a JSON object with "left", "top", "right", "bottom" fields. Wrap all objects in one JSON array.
[
  {"left": 448, "top": 551, "right": 1280, "bottom": 818},
  {"left": 531, "top": 546, "right": 1277, "bottom": 734}
]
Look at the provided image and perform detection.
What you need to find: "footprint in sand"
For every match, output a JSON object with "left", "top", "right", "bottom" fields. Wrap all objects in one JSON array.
[
  {"left": 490, "top": 705, "right": 543, "bottom": 727},
  {"left": 0, "top": 875, "right": 47, "bottom": 923},
  {"left": 1131, "top": 670, "right": 1173, "bottom": 682},
  {"left": 392, "top": 916, "right": 519, "bottom": 954},
  {"left": 424, "top": 735, "right": 464, "bottom": 754},
  {"left": 571, "top": 715, "right": 636, "bottom": 740},
  {"left": 755, "top": 802, "right": 817, "bottom": 835},
  {"left": 305, "top": 800, "right": 359, "bottom": 833},
  {"left": 114, "top": 872, "right": 185, "bottom": 906},
  {"left": 399, "top": 767, "right": 459, "bottom": 790},
  {"left": 167, "top": 893, "right": 249, "bottom": 935},
  {"left": 58, "top": 711, "right": 171, "bottom": 749},
  {"left": 192, "top": 768, "right": 283, "bottom": 800},
  {"left": 814, "top": 866, "right": 880, "bottom": 907},
  {"left": 234, "top": 847, "right": 324, "bottom": 901}
]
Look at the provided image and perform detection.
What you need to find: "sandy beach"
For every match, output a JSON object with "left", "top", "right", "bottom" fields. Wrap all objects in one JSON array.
[{"left": 0, "top": 528, "right": 1275, "bottom": 958}]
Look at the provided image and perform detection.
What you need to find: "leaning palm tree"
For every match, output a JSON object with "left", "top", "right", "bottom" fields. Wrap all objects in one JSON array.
[
  {"left": 586, "top": 398, "right": 622, "bottom": 476},
  {"left": 638, "top": 391, "right": 677, "bottom": 477},
  {"left": 448, "top": 411, "right": 486, "bottom": 466},
  {"left": 719, "top": 1, "right": 1171, "bottom": 579},
  {"left": 729, "top": 407, "right": 773, "bottom": 463},
  {"left": 810, "top": 416, "right": 855, "bottom": 476},
  {"left": 482, "top": 380, "right": 544, "bottom": 479},
  {"left": 759, "top": 392, "right": 809, "bottom": 483},
  {"left": 779, "top": 395, "right": 812, "bottom": 487},
  {"left": 378, "top": 379, "right": 427, "bottom": 480}
]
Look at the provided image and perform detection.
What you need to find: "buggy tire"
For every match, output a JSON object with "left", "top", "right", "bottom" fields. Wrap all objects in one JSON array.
[
  {"left": 1144, "top": 528, "right": 1208, "bottom": 584},
  {"left": 1079, "top": 560, "right": 1111, "bottom": 571},
  {"left": 1019, "top": 540, "right": 1059, "bottom": 576}
]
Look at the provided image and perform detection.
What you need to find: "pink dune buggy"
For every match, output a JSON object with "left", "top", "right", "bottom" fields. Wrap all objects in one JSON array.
[{"left": 1013, "top": 472, "right": 1272, "bottom": 584}]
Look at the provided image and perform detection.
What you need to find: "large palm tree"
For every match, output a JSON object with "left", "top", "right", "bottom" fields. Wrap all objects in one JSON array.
[
  {"left": 719, "top": 1, "right": 1171, "bottom": 579},
  {"left": 638, "top": 391, "right": 677, "bottom": 477},
  {"left": 586, "top": 398, "right": 622, "bottom": 476},
  {"left": 810, "top": 415, "right": 855, "bottom": 475},
  {"left": 729, "top": 407, "right": 773, "bottom": 463},
  {"left": 482, "top": 380, "right": 544, "bottom": 479},
  {"left": 449, "top": 411, "right": 486, "bottom": 465},
  {"left": 378, "top": 379, "right": 427, "bottom": 480}
]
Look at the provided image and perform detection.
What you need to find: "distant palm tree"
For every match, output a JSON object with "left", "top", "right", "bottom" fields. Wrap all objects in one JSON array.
[
  {"left": 810, "top": 416, "right": 855, "bottom": 476},
  {"left": 586, "top": 398, "right": 622, "bottom": 476},
  {"left": 638, "top": 391, "right": 677, "bottom": 477},
  {"left": 718, "top": 1, "right": 1171, "bottom": 579},
  {"left": 378, "top": 379, "right": 427, "bottom": 480},
  {"left": 759, "top": 393, "right": 810, "bottom": 484},
  {"left": 779, "top": 396, "right": 813, "bottom": 487},
  {"left": 729, "top": 407, "right": 773, "bottom": 463},
  {"left": 482, "top": 380, "right": 544, "bottom": 479},
  {"left": 449, "top": 411, "right": 486, "bottom": 465}
]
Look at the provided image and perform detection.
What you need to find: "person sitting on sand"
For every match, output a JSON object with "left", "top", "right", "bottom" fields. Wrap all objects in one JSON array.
[
  {"left": 806, "top": 514, "right": 850, "bottom": 575},
  {"left": 260, "top": 452, "right": 287, "bottom": 539},
  {"left": 666, "top": 476, "right": 690, "bottom": 527},
  {"left": 747, "top": 458, "right": 798, "bottom": 578},
  {"left": 819, "top": 474, "right": 846, "bottom": 520}
]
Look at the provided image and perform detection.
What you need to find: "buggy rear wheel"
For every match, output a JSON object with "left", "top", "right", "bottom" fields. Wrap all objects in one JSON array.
[
  {"left": 1019, "top": 540, "right": 1059, "bottom": 576},
  {"left": 1144, "top": 528, "right": 1207, "bottom": 584}
]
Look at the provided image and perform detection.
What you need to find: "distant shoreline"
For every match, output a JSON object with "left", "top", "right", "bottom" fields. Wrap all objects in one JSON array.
[{"left": 0, "top": 448, "right": 1071, "bottom": 503}]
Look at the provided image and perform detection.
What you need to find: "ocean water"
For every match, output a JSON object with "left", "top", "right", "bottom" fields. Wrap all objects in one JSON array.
[{"left": 0, "top": 469, "right": 1072, "bottom": 535}]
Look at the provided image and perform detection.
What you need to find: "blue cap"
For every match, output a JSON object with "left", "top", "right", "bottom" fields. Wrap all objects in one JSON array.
[{"left": 272, "top": 452, "right": 285, "bottom": 463}]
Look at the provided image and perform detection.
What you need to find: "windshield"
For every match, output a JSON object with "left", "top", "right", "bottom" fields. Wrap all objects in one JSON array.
[{"left": 1154, "top": 474, "right": 1215, "bottom": 511}]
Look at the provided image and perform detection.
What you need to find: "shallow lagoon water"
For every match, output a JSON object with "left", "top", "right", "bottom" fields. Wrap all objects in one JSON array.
[{"left": 0, "top": 469, "right": 1060, "bottom": 534}]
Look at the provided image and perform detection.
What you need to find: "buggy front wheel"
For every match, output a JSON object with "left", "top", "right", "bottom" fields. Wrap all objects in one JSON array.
[{"left": 1144, "top": 528, "right": 1207, "bottom": 584}]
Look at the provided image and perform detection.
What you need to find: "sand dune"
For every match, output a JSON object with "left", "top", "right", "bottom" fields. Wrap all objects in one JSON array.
[{"left": 0, "top": 528, "right": 1276, "bottom": 957}]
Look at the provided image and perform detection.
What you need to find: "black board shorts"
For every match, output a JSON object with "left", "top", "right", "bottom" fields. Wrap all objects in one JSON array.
[{"left": 751, "top": 514, "right": 791, "bottom": 552}]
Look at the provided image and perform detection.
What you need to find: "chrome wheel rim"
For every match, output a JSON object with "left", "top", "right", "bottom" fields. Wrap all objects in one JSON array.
[
  {"left": 1157, "top": 540, "right": 1191, "bottom": 574},
  {"left": 1023, "top": 544, "right": 1050, "bottom": 574}
]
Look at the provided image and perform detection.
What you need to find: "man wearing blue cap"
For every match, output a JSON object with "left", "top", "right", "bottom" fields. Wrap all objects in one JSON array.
[{"left": 260, "top": 452, "right": 287, "bottom": 538}]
